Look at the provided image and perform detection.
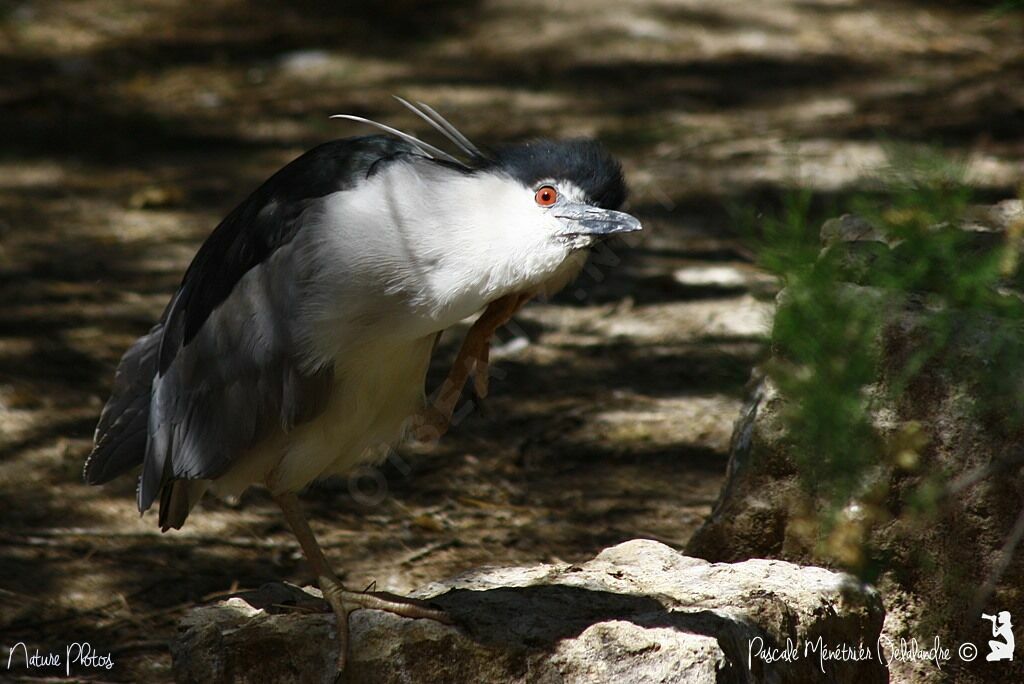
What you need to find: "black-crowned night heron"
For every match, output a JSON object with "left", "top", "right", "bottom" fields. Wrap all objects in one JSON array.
[{"left": 84, "top": 99, "right": 641, "bottom": 671}]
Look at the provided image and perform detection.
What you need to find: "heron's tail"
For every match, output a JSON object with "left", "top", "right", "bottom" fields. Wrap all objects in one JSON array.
[
  {"left": 83, "top": 323, "right": 162, "bottom": 486},
  {"left": 158, "top": 479, "right": 209, "bottom": 531}
]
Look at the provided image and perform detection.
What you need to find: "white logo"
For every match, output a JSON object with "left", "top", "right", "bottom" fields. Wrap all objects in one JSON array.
[{"left": 982, "top": 611, "right": 1015, "bottom": 662}]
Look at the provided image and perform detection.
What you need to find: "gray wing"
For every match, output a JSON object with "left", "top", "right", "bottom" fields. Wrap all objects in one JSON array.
[
  {"left": 85, "top": 255, "right": 333, "bottom": 523},
  {"left": 85, "top": 137, "right": 417, "bottom": 523},
  {"left": 140, "top": 242, "right": 334, "bottom": 516}
]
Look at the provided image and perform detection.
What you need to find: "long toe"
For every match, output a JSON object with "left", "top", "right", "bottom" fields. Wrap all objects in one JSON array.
[
  {"left": 318, "top": 575, "right": 352, "bottom": 674},
  {"left": 339, "top": 588, "right": 453, "bottom": 625}
]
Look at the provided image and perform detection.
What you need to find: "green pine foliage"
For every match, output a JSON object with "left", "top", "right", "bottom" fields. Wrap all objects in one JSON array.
[{"left": 747, "top": 146, "right": 1024, "bottom": 561}]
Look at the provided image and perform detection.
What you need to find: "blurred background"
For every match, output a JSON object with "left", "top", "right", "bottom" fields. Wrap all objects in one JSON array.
[{"left": 0, "top": 1, "right": 1021, "bottom": 680}]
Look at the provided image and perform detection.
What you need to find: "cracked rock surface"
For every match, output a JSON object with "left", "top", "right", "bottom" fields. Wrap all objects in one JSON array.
[{"left": 172, "top": 539, "right": 885, "bottom": 683}]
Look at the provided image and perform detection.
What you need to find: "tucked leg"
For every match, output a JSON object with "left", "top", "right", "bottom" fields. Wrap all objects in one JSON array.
[
  {"left": 273, "top": 493, "right": 451, "bottom": 674},
  {"left": 416, "top": 292, "right": 532, "bottom": 441},
  {"left": 467, "top": 292, "right": 532, "bottom": 400}
]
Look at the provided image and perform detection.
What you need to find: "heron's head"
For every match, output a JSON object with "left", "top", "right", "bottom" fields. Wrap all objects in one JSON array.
[
  {"left": 485, "top": 138, "right": 640, "bottom": 251},
  {"left": 333, "top": 100, "right": 642, "bottom": 311}
]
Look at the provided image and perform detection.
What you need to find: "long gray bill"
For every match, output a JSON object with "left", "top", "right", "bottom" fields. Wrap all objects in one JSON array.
[{"left": 555, "top": 204, "right": 643, "bottom": 237}]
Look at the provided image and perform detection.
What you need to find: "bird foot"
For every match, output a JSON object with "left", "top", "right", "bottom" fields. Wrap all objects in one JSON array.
[
  {"left": 318, "top": 575, "right": 353, "bottom": 675},
  {"left": 318, "top": 575, "right": 452, "bottom": 677},
  {"left": 410, "top": 405, "right": 451, "bottom": 443},
  {"left": 414, "top": 293, "right": 530, "bottom": 442}
]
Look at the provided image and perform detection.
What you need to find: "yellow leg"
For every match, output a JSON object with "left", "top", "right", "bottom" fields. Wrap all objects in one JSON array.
[
  {"left": 415, "top": 293, "right": 532, "bottom": 441},
  {"left": 273, "top": 493, "right": 451, "bottom": 674}
]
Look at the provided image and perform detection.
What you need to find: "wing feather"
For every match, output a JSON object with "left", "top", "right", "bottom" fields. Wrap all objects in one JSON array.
[{"left": 139, "top": 242, "right": 334, "bottom": 513}]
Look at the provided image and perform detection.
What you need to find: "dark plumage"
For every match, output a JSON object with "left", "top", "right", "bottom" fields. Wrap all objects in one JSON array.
[{"left": 490, "top": 139, "right": 628, "bottom": 210}]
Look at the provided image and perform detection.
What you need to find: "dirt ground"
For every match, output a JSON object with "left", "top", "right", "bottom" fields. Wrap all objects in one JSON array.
[{"left": 0, "top": 1, "right": 1021, "bottom": 681}]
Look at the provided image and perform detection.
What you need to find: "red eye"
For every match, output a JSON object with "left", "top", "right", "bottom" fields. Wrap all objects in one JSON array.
[{"left": 535, "top": 185, "right": 558, "bottom": 206}]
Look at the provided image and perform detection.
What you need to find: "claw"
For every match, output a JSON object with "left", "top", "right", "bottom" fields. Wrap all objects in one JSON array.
[
  {"left": 318, "top": 575, "right": 351, "bottom": 673},
  {"left": 317, "top": 576, "right": 454, "bottom": 676},
  {"left": 275, "top": 494, "right": 452, "bottom": 679},
  {"left": 419, "top": 292, "right": 531, "bottom": 439}
]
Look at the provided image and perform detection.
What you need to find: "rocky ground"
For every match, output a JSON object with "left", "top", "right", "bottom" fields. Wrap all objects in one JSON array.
[
  {"left": 0, "top": 1, "right": 1021, "bottom": 681},
  {"left": 172, "top": 541, "right": 887, "bottom": 683}
]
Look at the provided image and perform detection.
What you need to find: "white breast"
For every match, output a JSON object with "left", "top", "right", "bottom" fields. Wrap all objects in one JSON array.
[
  {"left": 292, "top": 159, "right": 579, "bottom": 361},
  {"left": 211, "top": 158, "right": 588, "bottom": 498}
]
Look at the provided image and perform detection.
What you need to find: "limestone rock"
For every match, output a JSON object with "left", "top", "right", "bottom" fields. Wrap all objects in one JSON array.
[{"left": 171, "top": 540, "right": 885, "bottom": 684}]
